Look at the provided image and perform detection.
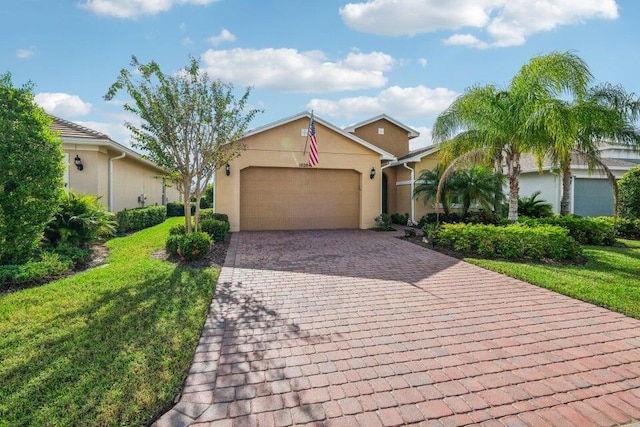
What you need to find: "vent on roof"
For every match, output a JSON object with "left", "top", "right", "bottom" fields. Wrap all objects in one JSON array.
[{"left": 378, "top": 127, "right": 384, "bottom": 135}]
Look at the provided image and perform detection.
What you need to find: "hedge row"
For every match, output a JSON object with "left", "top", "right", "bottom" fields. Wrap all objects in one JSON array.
[
  {"left": 520, "top": 215, "right": 616, "bottom": 246},
  {"left": 435, "top": 223, "right": 582, "bottom": 261},
  {"left": 594, "top": 216, "right": 640, "bottom": 240},
  {"left": 116, "top": 206, "right": 167, "bottom": 233},
  {"left": 166, "top": 202, "right": 196, "bottom": 217}
]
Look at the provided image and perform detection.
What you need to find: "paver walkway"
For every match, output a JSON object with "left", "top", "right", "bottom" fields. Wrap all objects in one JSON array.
[{"left": 155, "top": 230, "right": 640, "bottom": 426}]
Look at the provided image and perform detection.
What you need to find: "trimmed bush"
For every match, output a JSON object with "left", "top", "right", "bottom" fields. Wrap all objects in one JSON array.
[
  {"left": 199, "top": 209, "right": 229, "bottom": 223},
  {"left": 166, "top": 202, "right": 195, "bottom": 217},
  {"left": 116, "top": 205, "right": 166, "bottom": 232},
  {"left": 619, "top": 166, "right": 640, "bottom": 220},
  {"left": 53, "top": 243, "right": 92, "bottom": 266},
  {"left": 436, "top": 223, "right": 582, "bottom": 261},
  {"left": 165, "top": 235, "right": 182, "bottom": 257},
  {"left": 177, "top": 232, "right": 211, "bottom": 262},
  {"left": 200, "top": 219, "right": 229, "bottom": 242},
  {"left": 594, "top": 216, "right": 640, "bottom": 240},
  {"left": 169, "top": 223, "right": 186, "bottom": 236},
  {"left": 0, "top": 252, "right": 72, "bottom": 290},
  {"left": 390, "top": 213, "right": 409, "bottom": 225},
  {"left": 520, "top": 215, "right": 616, "bottom": 246},
  {"left": 418, "top": 212, "right": 462, "bottom": 228}
]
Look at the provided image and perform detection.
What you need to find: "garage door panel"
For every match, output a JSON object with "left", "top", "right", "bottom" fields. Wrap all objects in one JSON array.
[{"left": 240, "top": 167, "right": 360, "bottom": 230}]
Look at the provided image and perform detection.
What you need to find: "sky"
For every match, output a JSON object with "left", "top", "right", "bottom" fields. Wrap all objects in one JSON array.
[{"left": 3, "top": 0, "right": 639, "bottom": 152}]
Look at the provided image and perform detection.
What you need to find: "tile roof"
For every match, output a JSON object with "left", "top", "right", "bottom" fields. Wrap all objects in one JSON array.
[{"left": 50, "top": 116, "right": 112, "bottom": 140}]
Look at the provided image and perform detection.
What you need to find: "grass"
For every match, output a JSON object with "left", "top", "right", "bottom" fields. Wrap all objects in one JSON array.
[
  {"left": 0, "top": 217, "right": 218, "bottom": 427},
  {"left": 467, "top": 239, "right": 640, "bottom": 319}
]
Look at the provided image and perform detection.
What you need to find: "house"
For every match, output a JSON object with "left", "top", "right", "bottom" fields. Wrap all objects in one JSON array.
[
  {"left": 51, "top": 116, "right": 180, "bottom": 213},
  {"left": 214, "top": 112, "right": 443, "bottom": 232},
  {"left": 519, "top": 142, "right": 640, "bottom": 217}
]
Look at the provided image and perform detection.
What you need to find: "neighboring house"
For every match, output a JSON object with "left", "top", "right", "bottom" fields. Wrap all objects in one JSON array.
[
  {"left": 214, "top": 111, "right": 443, "bottom": 232},
  {"left": 51, "top": 116, "right": 180, "bottom": 213},
  {"left": 519, "top": 142, "right": 640, "bottom": 217}
]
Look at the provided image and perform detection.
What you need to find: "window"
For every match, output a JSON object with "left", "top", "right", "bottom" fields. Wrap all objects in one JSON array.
[
  {"left": 378, "top": 127, "right": 385, "bottom": 135},
  {"left": 301, "top": 128, "right": 308, "bottom": 137}
]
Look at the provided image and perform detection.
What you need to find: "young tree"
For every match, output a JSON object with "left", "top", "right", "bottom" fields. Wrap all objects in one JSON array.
[
  {"left": 105, "top": 57, "right": 261, "bottom": 233},
  {"left": 0, "top": 73, "right": 64, "bottom": 264},
  {"left": 413, "top": 164, "right": 454, "bottom": 215},
  {"left": 448, "top": 165, "right": 504, "bottom": 218},
  {"left": 618, "top": 166, "right": 640, "bottom": 219},
  {"left": 433, "top": 51, "right": 592, "bottom": 222}
]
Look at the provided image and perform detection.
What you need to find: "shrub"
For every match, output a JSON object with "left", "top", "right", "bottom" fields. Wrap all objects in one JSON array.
[
  {"left": 619, "top": 166, "right": 640, "bottom": 220},
  {"left": 390, "top": 213, "right": 410, "bottom": 225},
  {"left": 520, "top": 215, "right": 616, "bottom": 246},
  {"left": 374, "top": 213, "right": 393, "bottom": 231},
  {"left": 44, "top": 191, "right": 116, "bottom": 248},
  {"left": 436, "top": 223, "right": 582, "bottom": 261},
  {"left": 199, "top": 209, "right": 229, "bottom": 223},
  {"left": 518, "top": 191, "right": 553, "bottom": 218},
  {"left": 166, "top": 202, "right": 195, "bottom": 217},
  {"left": 169, "top": 223, "right": 186, "bottom": 236},
  {"left": 418, "top": 212, "right": 462, "bottom": 228},
  {"left": 0, "top": 252, "right": 72, "bottom": 290},
  {"left": 54, "top": 243, "right": 92, "bottom": 266},
  {"left": 0, "top": 73, "right": 65, "bottom": 264},
  {"left": 200, "top": 219, "right": 229, "bottom": 242},
  {"left": 615, "top": 217, "right": 640, "bottom": 239},
  {"left": 165, "top": 235, "right": 182, "bottom": 256},
  {"left": 177, "top": 232, "right": 211, "bottom": 262},
  {"left": 116, "top": 205, "right": 166, "bottom": 232}
]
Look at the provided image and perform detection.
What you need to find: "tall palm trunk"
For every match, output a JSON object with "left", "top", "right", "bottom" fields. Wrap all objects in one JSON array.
[
  {"left": 506, "top": 152, "right": 520, "bottom": 223},
  {"left": 560, "top": 161, "right": 572, "bottom": 216},
  {"left": 493, "top": 152, "right": 504, "bottom": 215}
]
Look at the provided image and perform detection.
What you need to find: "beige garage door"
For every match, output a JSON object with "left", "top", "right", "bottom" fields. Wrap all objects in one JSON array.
[{"left": 240, "top": 167, "right": 360, "bottom": 231}]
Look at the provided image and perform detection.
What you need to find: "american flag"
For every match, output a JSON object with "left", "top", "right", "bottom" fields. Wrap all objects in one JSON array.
[{"left": 308, "top": 115, "right": 319, "bottom": 167}]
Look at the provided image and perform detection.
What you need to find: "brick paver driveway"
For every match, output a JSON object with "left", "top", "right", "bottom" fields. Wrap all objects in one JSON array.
[{"left": 155, "top": 230, "right": 640, "bottom": 426}]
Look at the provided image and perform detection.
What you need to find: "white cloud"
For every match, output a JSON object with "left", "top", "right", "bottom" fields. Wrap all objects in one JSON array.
[
  {"left": 307, "top": 85, "right": 458, "bottom": 118},
  {"left": 208, "top": 28, "right": 236, "bottom": 46},
  {"left": 201, "top": 48, "right": 393, "bottom": 92},
  {"left": 79, "top": 0, "right": 220, "bottom": 19},
  {"left": 340, "top": 0, "right": 618, "bottom": 48},
  {"left": 74, "top": 121, "right": 135, "bottom": 148},
  {"left": 16, "top": 48, "right": 35, "bottom": 59},
  {"left": 182, "top": 36, "right": 193, "bottom": 46},
  {"left": 35, "top": 93, "right": 92, "bottom": 117},
  {"left": 418, "top": 58, "right": 428, "bottom": 68},
  {"left": 409, "top": 126, "right": 432, "bottom": 150}
]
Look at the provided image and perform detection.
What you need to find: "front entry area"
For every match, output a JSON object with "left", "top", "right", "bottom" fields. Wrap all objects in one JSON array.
[{"left": 239, "top": 167, "right": 360, "bottom": 231}]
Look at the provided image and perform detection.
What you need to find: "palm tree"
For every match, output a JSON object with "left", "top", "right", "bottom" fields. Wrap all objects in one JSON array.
[
  {"left": 413, "top": 164, "right": 453, "bottom": 214},
  {"left": 533, "top": 83, "right": 640, "bottom": 215},
  {"left": 448, "top": 165, "right": 504, "bottom": 217},
  {"left": 433, "top": 51, "right": 592, "bottom": 222},
  {"left": 518, "top": 191, "right": 553, "bottom": 218}
]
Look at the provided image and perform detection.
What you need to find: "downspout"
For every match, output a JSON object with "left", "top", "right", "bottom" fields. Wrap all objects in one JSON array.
[
  {"left": 212, "top": 168, "right": 217, "bottom": 213},
  {"left": 380, "top": 161, "right": 393, "bottom": 214},
  {"left": 108, "top": 152, "right": 126, "bottom": 212},
  {"left": 403, "top": 162, "right": 415, "bottom": 224}
]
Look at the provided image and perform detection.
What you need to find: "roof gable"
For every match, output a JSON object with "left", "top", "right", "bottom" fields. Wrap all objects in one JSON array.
[{"left": 344, "top": 114, "right": 420, "bottom": 139}]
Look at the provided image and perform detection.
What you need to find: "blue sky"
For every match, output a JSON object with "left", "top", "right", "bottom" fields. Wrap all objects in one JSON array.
[{"left": 3, "top": 0, "right": 638, "bottom": 151}]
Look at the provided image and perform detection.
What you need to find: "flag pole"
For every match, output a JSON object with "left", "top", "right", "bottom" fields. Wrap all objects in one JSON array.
[{"left": 303, "top": 110, "right": 313, "bottom": 156}]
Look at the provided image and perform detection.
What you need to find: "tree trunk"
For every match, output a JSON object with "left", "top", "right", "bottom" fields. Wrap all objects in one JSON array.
[
  {"left": 506, "top": 153, "right": 520, "bottom": 223},
  {"left": 560, "top": 162, "right": 572, "bottom": 216},
  {"left": 184, "top": 176, "right": 193, "bottom": 233},
  {"left": 493, "top": 152, "right": 504, "bottom": 216}
]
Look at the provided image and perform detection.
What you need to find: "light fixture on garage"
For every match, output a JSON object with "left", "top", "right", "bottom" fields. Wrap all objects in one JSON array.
[
  {"left": 225, "top": 163, "right": 231, "bottom": 176},
  {"left": 74, "top": 155, "right": 84, "bottom": 171},
  {"left": 369, "top": 167, "right": 376, "bottom": 179}
]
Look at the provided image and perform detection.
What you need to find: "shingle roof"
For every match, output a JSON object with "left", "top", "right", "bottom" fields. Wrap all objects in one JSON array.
[{"left": 520, "top": 151, "right": 639, "bottom": 172}]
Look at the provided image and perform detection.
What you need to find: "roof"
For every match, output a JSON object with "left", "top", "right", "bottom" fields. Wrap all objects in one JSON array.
[
  {"left": 243, "top": 111, "right": 396, "bottom": 161},
  {"left": 390, "top": 143, "right": 441, "bottom": 165},
  {"left": 50, "top": 116, "right": 168, "bottom": 172},
  {"left": 520, "top": 151, "right": 640, "bottom": 173},
  {"left": 343, "top": 114, "right": 420, "bottom": 139}
]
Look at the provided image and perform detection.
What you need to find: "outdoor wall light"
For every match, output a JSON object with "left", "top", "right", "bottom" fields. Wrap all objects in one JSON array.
[
  {"left": 225, "top": 163, "right": 231, "bottom": 176},
  {"left": 74, "top": 155, "right": 84, "bottom": 171},
  {"left": 369, "top": 167, "right": 376, "bottom": 179}
]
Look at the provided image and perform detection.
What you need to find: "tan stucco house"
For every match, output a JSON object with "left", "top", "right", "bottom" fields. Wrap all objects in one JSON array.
[
  {"left": 51, "top": 116, "right": 180, "bottom": 213},
  {"left": 214, "top": 112, "right": 443, "bottom": 232}
]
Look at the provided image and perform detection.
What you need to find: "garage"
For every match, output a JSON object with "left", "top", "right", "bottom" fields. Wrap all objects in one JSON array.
[
  {"left": 574, "top": 178, "right": 615, "bottom": 217},
  {"left": 240, "top": 167, "right": 360, "bottom": 231}
]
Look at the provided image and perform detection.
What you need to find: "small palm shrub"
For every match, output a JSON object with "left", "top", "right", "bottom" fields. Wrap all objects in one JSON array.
[
  {"left": 44, "top": 191, "right": 116, "bottom": 248},
  {"left": 177, "top": 232, "right": 211, "bottom": 262},
  {"left": 518, "top": 191, "right": 553, "bottom": 218}
]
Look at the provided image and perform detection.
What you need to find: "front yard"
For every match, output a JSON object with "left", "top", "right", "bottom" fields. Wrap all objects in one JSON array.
[
  {"left": 0, "top": 217, "right": 218, "bottom": 427},
  {"left": 468, "top": 239, "right": 640, "bottom": 319}
]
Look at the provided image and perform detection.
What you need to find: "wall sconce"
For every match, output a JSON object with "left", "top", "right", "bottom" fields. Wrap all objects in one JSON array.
[
  {"left": 225, "top": 164, "right": 231, "bottom": 176},
  {"left": 369, "top": 167, "right": 376, "bottom": 180},
  {"left": 74, "top": 155, "right": 84, "bottom": 171}
]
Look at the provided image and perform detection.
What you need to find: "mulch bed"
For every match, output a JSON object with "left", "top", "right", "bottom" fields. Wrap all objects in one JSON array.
[{"left": 151, "top": 235, "right": 230, "bottom": 269}]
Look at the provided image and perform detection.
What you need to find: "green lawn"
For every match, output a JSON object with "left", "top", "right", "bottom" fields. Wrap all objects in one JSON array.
[
  {"left": 0, "top": 217, "right": 218, "bottom": 427},
  {"left": 467, "top": 239, "right": 640, "bottom": 319}
]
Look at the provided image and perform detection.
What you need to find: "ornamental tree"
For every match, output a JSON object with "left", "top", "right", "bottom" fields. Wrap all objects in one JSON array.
[
  {"left": 105, "top": 56, "right": 261, "bottom": 233},
  {"left": 0, "top": 72, "right": 64, "bottom": 264},
  {"left": 618, "top": 166, "right": 640, "bottom": 219}
]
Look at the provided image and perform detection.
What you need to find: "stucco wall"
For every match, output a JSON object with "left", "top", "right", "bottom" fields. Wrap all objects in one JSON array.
[
  {"left": 518, "top": 172, "right": 561, "bottom": 213},
  {"left": 351, "top": 119, "right": 410, "bottom": 158},
  {"left": 216, "top": 117, "right": 382, "bottom": 232}
]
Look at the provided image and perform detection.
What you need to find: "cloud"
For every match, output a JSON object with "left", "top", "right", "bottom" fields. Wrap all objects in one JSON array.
[
  {"left": 200, "top": 48, "right": 394, "bottom": 92},
  {"left": 182, "top": 36, "right": 193, "bottom": 46},
  {"left": 79, "top": 0, "right": 220, "bottom": 19},
  {"left": 35, "top": 93, "right": 92, "bottom": 117},
  {"left": 340, "top": 0, "right": 618, "bottom": 48},
  {"left": 418, "top": 58, "right": 428, "bottom": 68},
  {"left": 307, "top": 85, "right": 458, "bottom": 118},
  {"left": 16, "top": 48, "right": 35, "bottom": 59},
  {"left": 74, "top": 120, "right": 135, "bottom": 147},
  {"left": 208, "top": 28, "right": 236, "bottom": 46},
  {"left": 409, "top": 126, "right": 432, "bottom": 150}
]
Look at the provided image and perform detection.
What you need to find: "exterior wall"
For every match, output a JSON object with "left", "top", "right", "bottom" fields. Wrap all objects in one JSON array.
[
  {"left": 382, "top": 167, "right": 397, "bottom": 215},
  {"left": 351, "top": 119, "right": 410, "bottom": 158},
  {"left": 216, "top": 117, "right": 382, "bottom": 232},
  {"left": 111, "top": 155, "right": 172, "bottom": 213},
  {"left": 518, "top": 172, "right": 561, "bottom": 213},
  {"left": 65, "top": 145, "right": 104, "bottom": 198}
]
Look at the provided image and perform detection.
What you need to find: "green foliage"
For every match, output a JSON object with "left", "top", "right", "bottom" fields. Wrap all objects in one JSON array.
[
  {"left": 520, "top": 215, "right": 616, "bottom": 246},
  {"left": 518, "top": 191, "right": 553, "bottom": 218},
  {"left": 116, "top": 205, "right": 166, "bottom": 232},
  {"left": 374, "top": 213, "right": 393, "bottom": 231},
  {"left": 177, "top": 232, "right": 211, "bottom": 262},
  {"left": 200, "top": 219, "right": 229, "bottom": 242},
  {"left": 418, "top": 212, "right": 462, "bottom": 228},
  {"left": 0, "top": 252, "right": 72, "bottom": 290},
  {"left": 166, "top": 202, "right": 195, "bottom": 217},
  {"left": 164, "top": 234, "right": 182, "bottom": 256},
  {"left": 414, "top": 164, "right": 453, "bottom": 214},
  {"left": 448, "top": 165, "right": 505, "bottom": 217},
  {"left": 390, "top": 213, "right": 409, "bottom": 225},
  {"left": 0, "top": 73, "right": 65, "bottom": 264},
  {"left": 200, "top": 209, "right": 229, "bottom": 223},
  {"left": 53, "top": 243, "right": 92, "bottom": 266},
  {"left": 594, "top": 216, "right": 640, "bottom": 240},
  {"left": 436, "top": 223, "right": 582, "bottom": 261},
  {"left": 619, "top": 166, "right": 640, "bottom": 219},
  {"left": 44, "top": 191, "right": 116, "bottom": 248},
  {"left": 203, "top": 183, "right": 215, "bottom": 207},
  {"left": 168, "top": 223, "right": 186, "bottom": 236}
]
